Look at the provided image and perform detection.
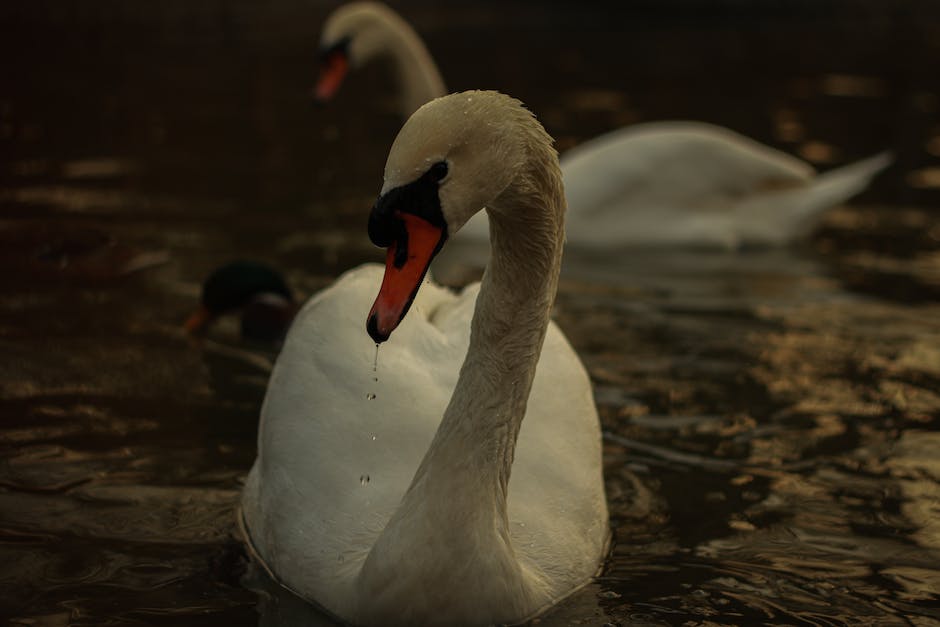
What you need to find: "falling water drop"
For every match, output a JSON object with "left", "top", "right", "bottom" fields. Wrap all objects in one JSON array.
[
  {"left": 370, "top": 344, "right": 380, "bottom": 385},
  {"left": 366, "top": 393, "right": 376, "bottom": 400},
  {"left": 360, "top": 474, "right": 370, "bottom": 485},
  {"left": 371, "top": 435, "right": 377, "bottom": 441}
]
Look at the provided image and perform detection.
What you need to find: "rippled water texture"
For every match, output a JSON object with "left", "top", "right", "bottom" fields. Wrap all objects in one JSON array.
[{"left": 2, "top": 1, "right": 939, "bottom": 625}]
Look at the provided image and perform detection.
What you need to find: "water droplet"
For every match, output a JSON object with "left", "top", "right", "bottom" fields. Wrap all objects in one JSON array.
[
  {"left": 360, "top": 474, "right": 370, "bottom": 485},
  {"left": 366, "top": 393, "right": 376, "bottom": 400},
  {"left": 371, "top": 435, "right": 377, "bottom": 441}
]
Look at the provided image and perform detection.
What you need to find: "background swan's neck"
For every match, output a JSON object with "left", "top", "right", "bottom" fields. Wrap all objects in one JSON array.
[
  {"left": 391, "top": 33, "right": 445, "bottom": 118},
  {"left": 369, "top": 10, "right": 446, "bottom": 117},
  {"left": 357, "top": 131, "right": 565, "bottom": 616}
]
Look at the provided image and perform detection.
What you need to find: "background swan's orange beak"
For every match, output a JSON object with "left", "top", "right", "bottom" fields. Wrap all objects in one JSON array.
[
  {"left": 367, "top": 213, "right": 445, "bottom": 343},
  {"left": 314, "top": 54, "right": 348, "bottom": 101}
]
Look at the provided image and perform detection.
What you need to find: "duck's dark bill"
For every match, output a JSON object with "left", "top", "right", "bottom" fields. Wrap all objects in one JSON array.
[
  {"left": 314, "top": 53, "right": 349, "bottom": 101},
  {"left": 367, "top": 213, "right": 445, "bottom": 343}
]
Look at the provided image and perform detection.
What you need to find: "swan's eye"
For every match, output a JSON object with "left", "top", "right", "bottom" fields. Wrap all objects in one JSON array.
[{"left": 428, "top": 161, "right": 448, "bottom": 182}]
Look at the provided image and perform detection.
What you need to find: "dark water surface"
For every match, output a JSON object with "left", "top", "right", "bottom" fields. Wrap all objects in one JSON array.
[{"left": 2, "top": 1, "right": 940, "bottom": 625}]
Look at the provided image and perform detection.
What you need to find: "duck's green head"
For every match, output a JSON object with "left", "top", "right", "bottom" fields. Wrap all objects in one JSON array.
[{"left": 185, "top": 260, "right": 295, "bottom": 342}]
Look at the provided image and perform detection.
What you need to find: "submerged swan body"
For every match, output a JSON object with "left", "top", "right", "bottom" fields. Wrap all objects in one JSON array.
[
  {"left": 315, "top": 1, "right": 891, "bottom": 249},
  {"left": 241, "top": 91, "right": 609, "bottom": 625}
]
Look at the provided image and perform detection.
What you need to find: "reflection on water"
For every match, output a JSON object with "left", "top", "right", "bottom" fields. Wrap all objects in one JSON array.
[
  {"left": 2, "top": 1, "right": 940, "bottom": 625},
  {"left": 908, "top": 167, "right": 940, "bottom": 189}
]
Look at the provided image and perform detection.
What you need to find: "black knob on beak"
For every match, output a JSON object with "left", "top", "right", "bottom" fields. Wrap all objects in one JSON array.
[{"left": 368, "top": 199, "right": 405, "bottom": 249}]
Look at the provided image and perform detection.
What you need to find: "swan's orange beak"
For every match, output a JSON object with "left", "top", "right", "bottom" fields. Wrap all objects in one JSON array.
[
  {"left": 314, "top": 52, "right": 349, "bottom": 102},
  {"left": 367, "top": 213, "right": 446, "bottom": 343}
]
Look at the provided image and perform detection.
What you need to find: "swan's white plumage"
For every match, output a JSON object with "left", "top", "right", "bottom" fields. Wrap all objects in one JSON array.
[
  {"left": 242, "top": 91, "right": 608, "bottom": 626},
  {"left": 459, "top": 122, "right": 892, "bottom": 248},
  {"left": 242, "top": 266, "right": 607, "bottom": 622},
  {"left": 318, "top": 2, "right": 891, "bottom": 250}
]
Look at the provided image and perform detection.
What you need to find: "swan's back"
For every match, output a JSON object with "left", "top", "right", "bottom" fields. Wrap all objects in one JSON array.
[
  {"left": 556, "top": 121, "right": 890, "bottom": 248},
  {"left": 457, "top": 121, "right": 817, "bottom": 247},
  {"left": 561, "top": 121, "right": 814, "bottom": 217}
]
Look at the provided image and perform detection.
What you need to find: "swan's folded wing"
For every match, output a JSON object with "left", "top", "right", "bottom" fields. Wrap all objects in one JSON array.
[
  {"left": 561, "top": 121, "right": 816, "bottom": 219},
  {"left": 242, "top": 264, "right": 464, "bottom": 613}
]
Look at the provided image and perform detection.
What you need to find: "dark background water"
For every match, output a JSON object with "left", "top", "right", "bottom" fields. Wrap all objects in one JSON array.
[{"left": 1, "top": 1, "right": 939, "bottom": 625}]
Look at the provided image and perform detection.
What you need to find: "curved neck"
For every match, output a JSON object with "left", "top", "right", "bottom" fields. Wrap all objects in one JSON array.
[
  {"left": 419, "top": 173, "right": 565, "bottom": 508},
  {"left": 369, "top": 12, "right": 446, "bottom": 118},
  {"left": 357, "top": 137, "right": 565, "bottom": 609}
]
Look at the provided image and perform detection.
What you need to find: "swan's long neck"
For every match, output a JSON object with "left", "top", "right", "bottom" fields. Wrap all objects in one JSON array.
[
  {"left": 373, "top": 12, "right": 446, "bottom": 118},
  {"left": 419, "top": 160, "right": 565, "bottom": 516},
  {"left": 357, "top": 130, "right": 565, "bottom": 613}
]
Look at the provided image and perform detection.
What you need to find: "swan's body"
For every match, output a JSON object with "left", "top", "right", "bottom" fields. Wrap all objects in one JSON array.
[
  {"left": 315, "top": 2, "right": 891, "bottom": 249},
  {"left": 242, "top": 91, "right": 609, "bottom": 626},
  {"left": 461, "top": 122, "right": 892, "bottom": 249}
]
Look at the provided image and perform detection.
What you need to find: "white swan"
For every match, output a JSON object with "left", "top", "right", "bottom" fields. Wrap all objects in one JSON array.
[
  {"left": 314, "top": 1, "right": 891, "bottom": 249},
  {"left": 241, "top": 91, "right": 609, "bottom": 626},
  {"left": 538, "top": 122, "right": 892, "bottom": 248}
]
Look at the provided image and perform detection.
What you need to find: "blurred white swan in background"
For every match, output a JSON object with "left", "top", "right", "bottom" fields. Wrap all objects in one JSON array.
[
  {"left": 315, "top": 1, "right": 891, "bottom": 249},
  {"left": 241, "top": 91, "right": 609, "bottom": 626}
]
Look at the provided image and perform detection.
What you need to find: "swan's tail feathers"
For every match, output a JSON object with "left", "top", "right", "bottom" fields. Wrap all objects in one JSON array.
[
  {"left": 786, "top": 151, "right": 893, "bottom": 235},
  {"left": 815, "top": 151, "right": 893, "bottom": 201},
  {"left": 734, "top": 151, "right": 892, "bottom": 246}
]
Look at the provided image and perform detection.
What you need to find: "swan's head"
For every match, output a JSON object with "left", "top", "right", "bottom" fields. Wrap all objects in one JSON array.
[
  {"left": 314, "top": 2, "right": 404, "bottom": 102},
  {"left": 366, "top": 90, "right": 531, "bottom": 343}
]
